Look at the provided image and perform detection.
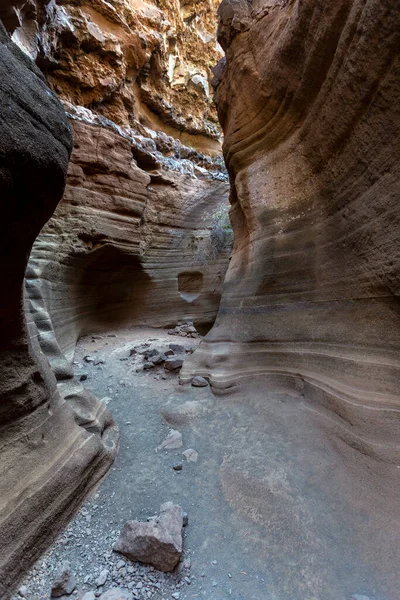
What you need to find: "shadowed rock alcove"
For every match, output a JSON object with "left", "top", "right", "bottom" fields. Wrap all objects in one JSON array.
[{"left": 178, "top": 271, "right": 204, "bottom": 302}]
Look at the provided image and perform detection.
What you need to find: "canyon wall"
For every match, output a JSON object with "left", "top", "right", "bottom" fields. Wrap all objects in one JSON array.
[
  {"left": 1, "top": 1, "right": 229, "bottom": 596},
  {"left": 0, "top": 21, "right": 119, "bottom": 599},
  {"left": 7, "top": 0, "right": 223, "bottom": 152},
  {"left": 182, "top": 0, "right": 400, "bottom": 462},
  {"left": 17, "top": 0, "right": 231, "bottom": 364}
]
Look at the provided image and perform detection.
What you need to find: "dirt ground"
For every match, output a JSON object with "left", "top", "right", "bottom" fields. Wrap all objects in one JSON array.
[{"left": 16, "top": 328, "right": 400, "bottom": 600}]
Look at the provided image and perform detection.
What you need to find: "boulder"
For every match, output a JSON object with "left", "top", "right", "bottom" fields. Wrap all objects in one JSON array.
[
  {"left": 191, "top": 376, "right": 209, "bottom": 388},
  {"left": 164, "top": 358, "right": 184, "bottom": 371},
  {"left": 114, "top": 503, "right": 184, "bottom": 572},
  {"left": 50, "top": 562, "right": 76, "bottom": 597}
]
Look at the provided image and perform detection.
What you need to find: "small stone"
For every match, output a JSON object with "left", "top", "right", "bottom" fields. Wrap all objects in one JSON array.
[
  {"left": 156, "top": 429, "right": 183, "bottom": 451},
  {"left": 171, "top": 593, "right": 180, "bottom": 599},
  {"left": 81, "top": 593, "right": 96, "bottom": 600},
  {"left": 93, "top": 358, "right": 105, "bottom": 366},
  {"left": 351, "top": 596, "right": 371, "bottom": 600},
  {"left": 84, "top": 355, "right": 94, "bottom": 363},
  {"left": 182, "top": 512, "right": 189, "bottom": 527},
  {"left": 169, "top": 344, "right": 185, "bottom": 353},
  {"left": 182, "top": 449, "right": 198, "bottom": 463},
  {"left": 113, "top": 503, "right": 183, "bottom": 572},
  {"left": 116, "top": 560, "right": 125, "bottom": 570},
  {"left": 183, "top": 558, "right": 191, "bottom": 569},
  {"left": 152, "top": 354, "right": 164, "bottom": 365},
  {"left": 99, "top": 590, "right": 132, "bottom": 600},
  {"left": 164, "top": 358, "right": 183, "bottom": 371},
  {"left": 79, "top": 373, "right": 88, "bottom": 381},
  {"left": 145, "top": 348, "right": 159, "bottom": 359},
  {"left": 143, "top": 362, "right": 154, "bottom": 370},
  {"left": 212, "top": 580, "right": 218, "bottom": 587},
  {"left": 211, "top": 560, "right": 217, "bottom": 565},
  {"left": 17, "top": 586, "right": 28, "bottom": 598},
  {"left": 96, "top": 568, "right": 109, "bottom": 587},
  {"left": 50, "top": 561, "right": 77, "bottom": 597},
  {"left": 191, "top": 376, "right": 208, "bottom": 388},
  {"left": 173, "top": 463, "right": 183, "bottom": 471}
]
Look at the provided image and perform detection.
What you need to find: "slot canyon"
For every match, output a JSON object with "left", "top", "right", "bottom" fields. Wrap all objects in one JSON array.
[{"left": 0, "top": 0, "right": 399, "bottom": 599}]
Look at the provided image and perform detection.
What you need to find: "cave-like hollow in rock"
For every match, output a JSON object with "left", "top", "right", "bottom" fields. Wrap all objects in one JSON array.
[{"left": 0, "top": 1, "right": 399, "bottom": 599}]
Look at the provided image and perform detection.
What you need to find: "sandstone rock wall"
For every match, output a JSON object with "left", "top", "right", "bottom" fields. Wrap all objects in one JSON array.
[
  {"left": 27, "top": 114, "right": 230, "bottom": 368},
  {"left": 0, "top": 22, "right": 118, "bottom": 599},
  {"left": 182, "top": 0, "right": 400, "bottom": 462}
]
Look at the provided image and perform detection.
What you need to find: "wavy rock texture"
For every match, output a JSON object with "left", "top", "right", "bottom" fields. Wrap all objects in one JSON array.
[
  {"left": 182, "top": 0, "right": 400, "bottom": 462},
  {"left": 27, "top": 114, "right": 230, "bottom": 370},
  {"left": 0, "top": 22, "right": 118, "bottom": 600}
]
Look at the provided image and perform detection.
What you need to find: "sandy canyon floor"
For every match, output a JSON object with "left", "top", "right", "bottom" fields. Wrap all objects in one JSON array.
[{"left": 16, "top": 328, "right": 400, "bottom": 600}]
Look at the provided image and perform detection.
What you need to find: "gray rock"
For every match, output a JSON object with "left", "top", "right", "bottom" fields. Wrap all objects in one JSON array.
[
  {"left": 17, "top": 586, "right": 28, "bottom": 598},
  {"left": 156, "top": 429, "right": 183, "bottom": 451},
  {"left": 169, "top": 344, "right": 185, "bottom": 353},
  {"left": 191, "top": 376, "right": 208, "bottom": 387},
  {"left": 96, "top": 568, "right": 109, "bottom": 587},
  {"left": 81, "top": 593, "right": 96, "bottom": 600},
  {"left": 50, "top": 561, "right": 77, "bottom": 597},
  {"left": 143, "top": 362, "right": 154, "bottom": 370},
  {"left": 164, "top": 358, "right": 183, "bottom": 371},
  {"left": 182, "top": 449, "right": 198, "bottom": 463},
  {"left": 99, "top": 590, "right": 133, "bottom": 600},
  {"left": 151, "top": 354, "right": 164, "bottom": 365},
  {"left": 113, "top": 503, "right": 183, "bottom": 572}
]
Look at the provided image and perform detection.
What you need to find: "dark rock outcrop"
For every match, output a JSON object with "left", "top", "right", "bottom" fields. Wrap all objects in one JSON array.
[
  {"left": 182, "top": 0, "right": 400, "bottom": 462},
  {"left": 0, "top": 21, "right": 118, "bottom": 599}
]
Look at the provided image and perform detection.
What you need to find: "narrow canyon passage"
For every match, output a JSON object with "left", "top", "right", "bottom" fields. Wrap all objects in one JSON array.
[
  {"left": 1, "top": 0, "right": 400, "bottom": 599},
  {"left": 17, "top": 328, "right": 400, "bottom": 600}
]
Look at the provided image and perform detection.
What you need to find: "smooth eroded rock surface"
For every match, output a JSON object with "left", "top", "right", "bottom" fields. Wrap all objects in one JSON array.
[
  {"left": 183, "top": 0, "right": 400, "bottom": 464},
  {"left": 0, "top": 19, "right": 118, "bottom": 599}
]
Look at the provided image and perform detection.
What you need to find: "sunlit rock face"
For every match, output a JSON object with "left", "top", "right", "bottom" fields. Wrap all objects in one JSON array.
[
  {"left": 0, "top": 20, "right": 118, "bottom": 599},
  {"left": 183, "top": 0, "right": 400, "bottom": 462},
  {"left": 8, "top": 0, "right": 223, "bottom": 153},
  {"left": 10, "top": 0, "right": 231, "bottom": 369}
]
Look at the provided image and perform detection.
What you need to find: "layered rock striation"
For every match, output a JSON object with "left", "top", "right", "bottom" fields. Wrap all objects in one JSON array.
[
  {"left": 27, "top": 110, "right": 230, "bottom": 370},
  {"left": 183, "top": 0, "right": 400, "bottom": 462},
  {"left": 0, "top": 21, "right": 118, "bottom": 599}
]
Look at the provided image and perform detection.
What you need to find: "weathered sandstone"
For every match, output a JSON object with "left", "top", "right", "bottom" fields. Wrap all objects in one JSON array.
[
  {"left": 0, "top": 20, "right": 118, "bottom": 599},
  {"left": 26, "top": 114, "right": 230, "bottom": 373},
  {"left": 182, "top": 0, "right": 400, "bottom": 463},
  {"left": 8, "top": 0, "right": 223, "bottom": 152}
]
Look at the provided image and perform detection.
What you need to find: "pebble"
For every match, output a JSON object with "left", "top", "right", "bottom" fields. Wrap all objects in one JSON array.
[
  {"left": 96, "top": 568, "right": 109, "bottom": 587},
  {"left": 173, "top": 463, "right": 183, "bottom": 471}
]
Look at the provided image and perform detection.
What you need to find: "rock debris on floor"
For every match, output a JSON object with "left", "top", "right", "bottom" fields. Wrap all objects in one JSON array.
[{"left": 13, "top": 327, "right": 388, "bottom": 600}]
